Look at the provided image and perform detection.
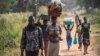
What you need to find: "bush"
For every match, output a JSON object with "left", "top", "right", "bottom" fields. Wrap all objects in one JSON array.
[{"left": 0, "top": 12, "right": 31, "bottom": 55}]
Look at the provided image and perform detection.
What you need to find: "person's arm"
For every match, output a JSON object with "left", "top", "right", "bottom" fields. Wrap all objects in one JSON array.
[
  {"left": 46, "top": 25, "right": 50, "bottom": 40},
  {"left": 38, "top": 27, "right": 44, "bottom": 55},
  {"left": 20, "top": 28, "right": 26, "bottom": 56},
  {"left": 71, "top": 23, "right": 74, "bottom": 30},
  {"left": 38, "top": 27, "right": 43, "bottom": 50},
  {"left": 81, "top": 23, "right": 83, "bottom": 33},
  {"left": 63, "top": 24, "right": 67, "bottom": 30},
  {"left": 59, "top": 25, "right": 62, "bottom": 35},
  {"left": 75, "top": 15, "right": 80, "bottom": 27},
  {"left": 59, "top": 25, "right": 63, "bottom": 41},
  {"left": 89, "top": 23, "right": 91, "bottom": 32}
]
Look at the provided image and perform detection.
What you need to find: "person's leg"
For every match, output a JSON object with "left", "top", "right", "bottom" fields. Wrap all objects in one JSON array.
[
  {"left": 83, "top": 44, "right": 87, "bottom": 55},
  {"left": 32, "top": 50, "right": 39, "bottom": 56},
  {"left": 67, "top": 37, "right": 70, "bottom": 50},
  {"left": 85, "top": 33, "right": 90, "bottom": 54},
  {"left": 44, "top": 41, "right": 48, "bottom": 56},
  {"left": 86, "top": 40, "right": 90, "bottom": 54},
  {"left": 26, "top": 50, "right": 39, "bottom": 56},
  {"left": 48, "top": 42, "right": 54, "bottom": 56},
  {"left": 86, "top": 45, "right": 88, "bottom": 54},
  {"left": 53, "top": 42, "right": 59, "bottom": 56},
  {"left": 26, "top": 51, "right": 31, "bottom": 56},
  {"left": 69, "top": 37, "right": 72, "bottom": 49},
  {"left": 83, "top": 40, "right": 88, "bottom": 55},
  {"left": 78, "top": 32, "right": 82, "bottom": 50}
]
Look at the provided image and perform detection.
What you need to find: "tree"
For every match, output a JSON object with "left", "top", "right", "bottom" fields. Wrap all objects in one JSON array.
[
  {"left": 0, "top": 0, "right": 18, "bottom": 13},
  {"left": 77, "top": 0, "right": 100, "bottom": 12}
]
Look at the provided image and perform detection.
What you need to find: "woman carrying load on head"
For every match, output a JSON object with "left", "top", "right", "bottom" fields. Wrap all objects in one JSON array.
[{"left": 47, "top": 16, "right": 62, "bottom": 56}]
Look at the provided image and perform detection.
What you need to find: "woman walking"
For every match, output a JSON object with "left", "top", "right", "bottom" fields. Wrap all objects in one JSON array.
[
  {"left": 81, "top": 17, "right": 90, "bottom": 55},
  {"left": 46, "top": 16, "right": 62, "bottom": 56},
  {"left": 75, "top": 14, "right": 83, "bottom": 50},
  {"left": 42, "top": 19, "right": 49, "bottom": 56}
]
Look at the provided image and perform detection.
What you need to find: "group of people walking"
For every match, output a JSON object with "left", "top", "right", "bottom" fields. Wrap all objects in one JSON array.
[{"left": 20, "top": 14, "right": 91, "bottom": 56}]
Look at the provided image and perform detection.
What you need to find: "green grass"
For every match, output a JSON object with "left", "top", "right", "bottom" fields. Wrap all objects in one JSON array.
[
  {"left": 87, "top": 9, "right": 100, "bottom": 56},
  {"left": 0, "top": 8, "right": 100, "bottom": 56},
  {"left": 0, "top": 12, "right": 32, "bottom": 56},
  {"left": 0, "top": 6, "right": 48, "bottom": 56}
]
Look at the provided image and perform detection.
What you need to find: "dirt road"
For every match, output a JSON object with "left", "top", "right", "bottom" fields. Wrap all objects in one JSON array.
[
  {"left": 5, "top": 13, "right": 97, "bottom": 56},
  {"left": 59, "top": 14, "right": 97, "bottom": 56}
]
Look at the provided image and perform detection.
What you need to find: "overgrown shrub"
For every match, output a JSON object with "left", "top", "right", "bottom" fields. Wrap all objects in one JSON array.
[{"left": 0, "top": 12, "right": 31, "bottom": 55}]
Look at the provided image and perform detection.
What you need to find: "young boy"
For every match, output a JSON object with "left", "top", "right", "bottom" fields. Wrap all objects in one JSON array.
[{"left": 81, "top": 17, "right": 90, "bottom": 55}]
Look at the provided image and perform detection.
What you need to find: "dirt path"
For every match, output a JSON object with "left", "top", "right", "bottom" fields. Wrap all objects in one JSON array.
[
  {"left": 5, "top": 13, "right": 97, "bottom": 56},
  {"left": 59, "top": 14, "right": 97, "bottom": 56}
]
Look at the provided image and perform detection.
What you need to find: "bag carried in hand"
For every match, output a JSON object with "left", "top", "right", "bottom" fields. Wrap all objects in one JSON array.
[{"left": 73, "top": 36, "right": 78, "bottom": 44}]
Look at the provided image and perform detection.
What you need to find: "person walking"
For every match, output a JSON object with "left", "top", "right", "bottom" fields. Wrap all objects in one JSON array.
[
  {"left": 46, "top": 16, "right": 62, "bottom": 56},
  {"left": 81, "top": 17, "right": 91, "bottom": 55},
  {"left": 64, "top": 24, "right": 74, "bottom": 50},
  {"left": 75, "top": 14, "right": 83, "bottom": 50},
  {"left": 20, "top": 16, "right": 43, "bottom": 56},
  {"left": 42, "top": 19, "right": 49, "bottom": 56}
]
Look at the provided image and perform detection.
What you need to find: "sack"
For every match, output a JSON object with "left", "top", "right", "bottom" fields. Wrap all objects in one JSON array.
[
  {"left": 64, "top": 18, "right": 74, "bottom": 25},
  {"left": 48, "top": 2, "right": 62, "bottom": 17},
  {"left": 41, "top": 14, "right": 50, "bottom": 20},
  {"left": 73, "top": 36, "right": 78, "bottom": 44},
  {"left": 51, "top": 0, "right": 61, "bottom": 3}
]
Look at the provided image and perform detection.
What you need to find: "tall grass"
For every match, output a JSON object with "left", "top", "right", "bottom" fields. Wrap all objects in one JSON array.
[
  {"left": 87, "top": 9, "right": 100, "bottom": 56},
  {"left": 0, "top": 12, "right": 31, "bottom": 56}
]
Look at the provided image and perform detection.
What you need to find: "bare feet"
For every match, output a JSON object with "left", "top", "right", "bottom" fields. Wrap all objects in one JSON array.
[{"left": 86, "top": 52, "right": 88, "bottom": 54}]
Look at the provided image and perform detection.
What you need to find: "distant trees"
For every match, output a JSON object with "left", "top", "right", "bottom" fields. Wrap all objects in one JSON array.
[
  {"left": 1, "top": 0, "right": 100, "bottom": 13},
  {"left": 0, "top": 0, "right": 18, "bottom": 13},
  {"left": 0, "top": 0, "right": 51, "bottom": 13},
  {"left": 77, "top": 0, "right": 100, "bottom": 12}
]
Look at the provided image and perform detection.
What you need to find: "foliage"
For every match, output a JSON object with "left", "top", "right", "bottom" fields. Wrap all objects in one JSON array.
[
  {"left": 0, "top": 12, "right": 31, "bottom": 56},
  {"left": 0, "top": 0, "right": 18, "bottom": 13},
  {"left": 77, "top": 0, "right": 100, "bottom": 12}
]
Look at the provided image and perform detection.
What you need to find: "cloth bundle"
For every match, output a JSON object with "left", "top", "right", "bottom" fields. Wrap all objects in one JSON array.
[{"left": 48, "top": 0, "right": 62, "bottom": 17}]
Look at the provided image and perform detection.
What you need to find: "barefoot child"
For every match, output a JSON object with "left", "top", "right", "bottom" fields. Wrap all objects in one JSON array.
[
  {"left": 64, "top": 24, "right": 74, "bottom": 50},
  {"left": 64, "top": 18, "right": 74, "bottom": 50}
]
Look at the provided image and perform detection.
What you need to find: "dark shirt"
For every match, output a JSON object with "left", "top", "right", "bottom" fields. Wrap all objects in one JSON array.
[
  {"left": 82, "top": 22, "right": 90, "bottom": 39},
  {"left": 82, "top": 22, "right": 90, "bottom": 33},
  {"left": 42, "top": 25, "right": 48, "bottom": 41},
  {"left": 20, "top": 26, "right": 43, "bottom": 51}
]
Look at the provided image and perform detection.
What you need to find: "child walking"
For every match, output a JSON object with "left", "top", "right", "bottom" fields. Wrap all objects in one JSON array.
[{"left": 64, "top": 24, "right": 74, "bottom": 50}]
